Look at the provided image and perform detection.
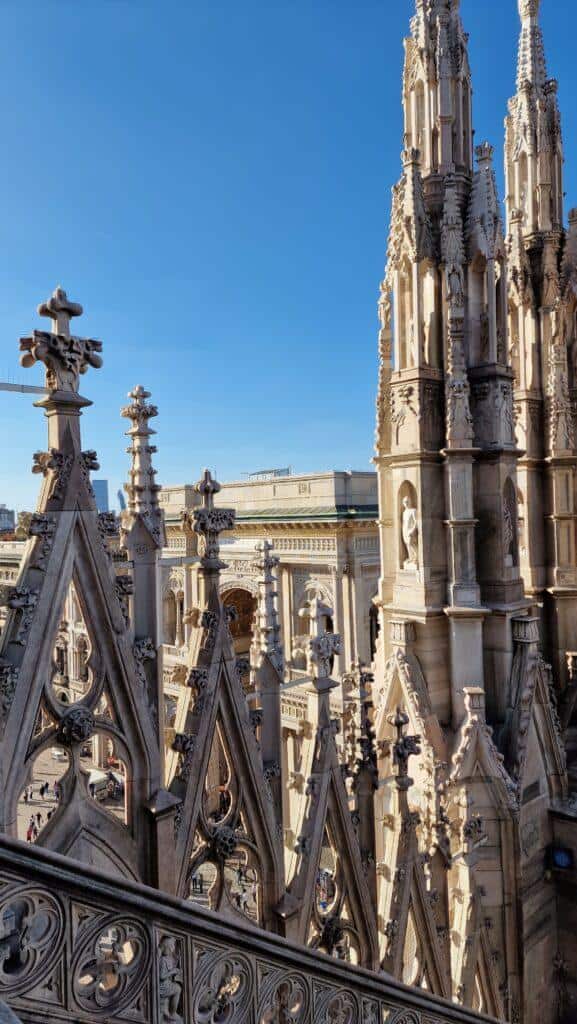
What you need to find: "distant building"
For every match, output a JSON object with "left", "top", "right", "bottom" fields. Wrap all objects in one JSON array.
[
  {"left": 117, "top": 489, "right": 126, "bottom": 512},
  {"left": 92, "top": 480, "right": 109, "bottom": 513},
  {"left": 247, "top": 467, "right": 292, "bottom": 481},
  {"left": 0, "top": 505, "right": 15, "bottom": 534}
]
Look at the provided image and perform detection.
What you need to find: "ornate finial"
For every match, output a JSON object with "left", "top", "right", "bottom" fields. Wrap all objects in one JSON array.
[
  {"left": 307, "top": 599, "right": 341, "bottom": 680},
  {"left": 121, "top": 386, "right": 164, "bottom": 543},
  {"left": 516, "top": 0, "right": 546, "bottom": 89},
  {"left": 250, "top": 541, "right": 284, "bottom": 678},
  {"left": 38, "top": 286, "right": 83, "bottom": 337},
  {"left": 185, "top": 470, "right": 235, "bottom": 571},
  {"left": 196, "top": 469, "right": 222, "bottom": 510},
  {"left": 388, "top": 706, "right": 421, "bottom": 791},
  {"left": 475, "top": 141, "right": 495, "bottom": 166},
  {"left": 518, "top": 0, "right": 539, "bottom": 20},
  {"left": 20, "top": 287, "right": 102, "bottom": 395}
]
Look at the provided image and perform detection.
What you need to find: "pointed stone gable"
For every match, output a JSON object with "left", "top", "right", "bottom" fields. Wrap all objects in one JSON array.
[
  {"left": 279, "top": 610, "right": 378, "bottom": 969},
  {"left": 0, "top": 289, "right": 165, "bottom": 884},
  {"left": 168, "top": 471, "right": 284, "bottom": 925}
]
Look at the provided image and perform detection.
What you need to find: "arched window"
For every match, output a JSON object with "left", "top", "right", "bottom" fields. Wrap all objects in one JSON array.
[
  {"left": 222, "top": 588, "right": 257, "bottom": 656},
  {"left": 163, "top": 590, "right": 177, "bottom": 646}
]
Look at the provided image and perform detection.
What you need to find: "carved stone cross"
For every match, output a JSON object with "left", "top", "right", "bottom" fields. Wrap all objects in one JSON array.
[
  {"left": 20, "top": 286, "right": 102, "bottom": 394},
  {"left": 38, "top": 286, "right": 83, "bottom": 337},
  {"left": 306, "top": 600, "right": 341, "bottom": 680},
  {"left": 388, "top": 706, "right": 421, "bottom": 792},
  {"left": 190, "top": 470, "right": 235, "bottom": 570}
]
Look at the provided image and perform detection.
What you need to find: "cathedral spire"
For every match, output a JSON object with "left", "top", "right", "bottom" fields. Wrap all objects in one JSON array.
[
  {"left": 506, "top": 0, "right": 563, "bottom": 234},
  {"left": 402, "top": 0, "right": 473, "bottom": 177},
  {"left": 516, "top": 0, "right": 547, "bottom": 91},
  {"left": 250, "top": 540, "right": 284, "bottom": 681},
  {"left": 122, "top": 386, "right": 162, "bottom": 524}
]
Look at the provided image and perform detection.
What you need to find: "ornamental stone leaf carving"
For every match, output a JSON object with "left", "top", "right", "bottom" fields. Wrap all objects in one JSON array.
[
  {"left": 28, "top": 514, "right": 57, "bottom": 571},
  {"left": 57, "top": 707, "right": 95, "bottom": 746},
  {"left": 32, "top": 451, "right": 73, "bottom": 501},
  {"left": 0, "top": 665, "right": 18, "bottom": 726},
  {"left": 20, "top": 331, "right": 102, "bottom": 394},
  {"left": 7, "top": 586, "right": 39, "bottom": 645}
]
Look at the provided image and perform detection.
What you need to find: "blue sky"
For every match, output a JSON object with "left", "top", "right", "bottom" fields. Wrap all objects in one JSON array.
[{"left": 1, "top": 0, "right": 577, "bottom": 512}]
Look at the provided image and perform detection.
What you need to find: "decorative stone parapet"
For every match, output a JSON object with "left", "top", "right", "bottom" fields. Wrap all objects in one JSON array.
[{"left": 0, "top": 837, "right": 498, "bottom": 1024}]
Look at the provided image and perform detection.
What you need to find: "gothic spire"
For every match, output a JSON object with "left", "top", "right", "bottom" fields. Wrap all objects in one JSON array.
[
  {"left": 183, "top": 469, "right": 235, "bottom": 609},
  {"left": 250, "top": 540, "right": 284, "bottom": 681},
  {"left": 516, "top": 0, "right": 547, "bottom": 91},
  {"left": 122, "top": 386, "right": 162, "bottom": 527},
  {"left": 20, "top": 286, "right": 102, "bottom": 456},
  {"left": 402, "top": 0, "right": 473, "bottom": 177},
  {"left": 506, "top": 0, "right": 563, "bottom": 234}
]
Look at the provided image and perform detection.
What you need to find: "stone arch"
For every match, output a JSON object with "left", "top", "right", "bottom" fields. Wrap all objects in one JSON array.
[
  {"left": 163, "top": 588, "right": 177, "bottom": 646},
  {"left": 221, "top": 587, "right": 257, "bottom": 657},
  {"left": 398, "top": 481, "right": 419, "bottom": 570},
  {"left": 295, "top": 581, "right": 334, "bottom": 636}
]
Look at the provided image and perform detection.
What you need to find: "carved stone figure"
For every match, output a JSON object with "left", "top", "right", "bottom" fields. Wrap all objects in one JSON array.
[
  {"left": 401, "top": 497, "right": 419, "bottom": 569},
  {"left": 158, "top": 936, "right": 183, "bottom": 1023}
]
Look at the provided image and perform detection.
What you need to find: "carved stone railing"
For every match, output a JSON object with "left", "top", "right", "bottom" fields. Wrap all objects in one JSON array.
[{"left": 0, "top": 837, "right": 498, "bottom": 1024}]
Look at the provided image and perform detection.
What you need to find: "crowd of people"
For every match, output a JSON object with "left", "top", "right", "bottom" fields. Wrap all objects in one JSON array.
[{"left": 22, "top": 780, "right": 61, "bottom": 842}]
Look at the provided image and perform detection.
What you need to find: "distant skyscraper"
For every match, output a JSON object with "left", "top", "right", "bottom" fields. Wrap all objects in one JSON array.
[
  {"left": 92, "top": 480, "right": 109, "bottom": 514},
  {"left": 117, "top": 490, "right": 126, "bottom": 512}
]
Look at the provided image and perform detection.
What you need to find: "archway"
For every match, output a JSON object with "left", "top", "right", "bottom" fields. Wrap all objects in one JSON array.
[
  {"left": 163, "top": 590, "right": 177, "bottom": 646},
  {"left": 222, "top": 588, "right": 257, "bottom": 657}
]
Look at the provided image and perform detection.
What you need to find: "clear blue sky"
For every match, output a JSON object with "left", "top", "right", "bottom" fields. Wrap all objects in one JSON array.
[{"left": 1, "top": 0, "right": 577, "bottom": 512}]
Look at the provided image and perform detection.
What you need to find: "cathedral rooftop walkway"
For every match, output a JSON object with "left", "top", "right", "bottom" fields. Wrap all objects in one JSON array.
[{"left": 0, "top": 836, "right": 499, "bottom": 1024}]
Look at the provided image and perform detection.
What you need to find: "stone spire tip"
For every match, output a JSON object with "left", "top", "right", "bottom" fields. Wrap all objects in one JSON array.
[{"left": 37, "top": 286, "right": 83, "bottom": 337}]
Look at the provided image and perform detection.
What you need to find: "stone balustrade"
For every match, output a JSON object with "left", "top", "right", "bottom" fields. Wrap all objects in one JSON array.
[{"left": 0, "top": 837, "right": 498, "bottom": 1024}]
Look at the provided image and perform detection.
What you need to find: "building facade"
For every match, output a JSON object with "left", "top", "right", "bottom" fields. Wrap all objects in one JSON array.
[
  {"left": 373, "top": 0, "right": 577, "bottom": 1020},
  {"left": 159, "top": 471, "right": 379, "bottom": 684}
]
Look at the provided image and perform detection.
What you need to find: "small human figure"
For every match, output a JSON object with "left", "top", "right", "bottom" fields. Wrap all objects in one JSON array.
[
  {"left": 401, "top": 496, "right": 419, "bottom": 569},
  {"left": 23, "top": 790, "right": 28, "bottom": 805},
  {"left": 158, "top": 936, "right": 183, "bottom": 1023},
  {"left": 36, "top": 812, "right": 42, "bottom": 827}
]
